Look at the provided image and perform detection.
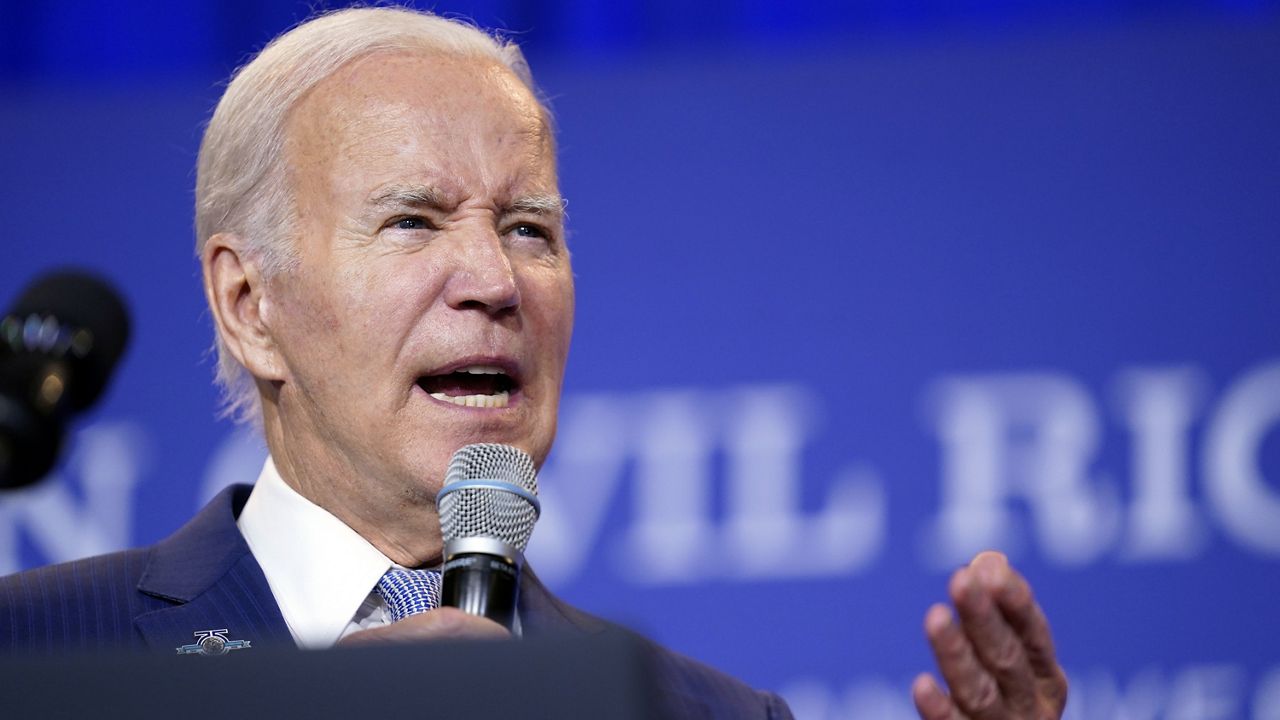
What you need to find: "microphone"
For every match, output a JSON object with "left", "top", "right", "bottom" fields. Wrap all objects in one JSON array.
[
  {"left": 436, "top": 443, "right": 541, "bottom": 632},
  {"left": 0, "top": 270, "right": 130, "bottom": 489}
]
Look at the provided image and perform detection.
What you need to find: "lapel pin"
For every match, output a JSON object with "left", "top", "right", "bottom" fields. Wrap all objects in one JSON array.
[{"left": 176, "top": 629, "right": 252, "bottom": 656}]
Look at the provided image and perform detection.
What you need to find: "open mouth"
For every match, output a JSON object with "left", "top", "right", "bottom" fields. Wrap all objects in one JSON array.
[{"left": 416, "top": 365, "right": 517, "bottom": 409}]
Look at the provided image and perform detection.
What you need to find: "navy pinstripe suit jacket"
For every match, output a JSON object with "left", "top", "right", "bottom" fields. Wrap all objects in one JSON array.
[{"left": 0, "top": 484, "right": 793, "bottom": 719}]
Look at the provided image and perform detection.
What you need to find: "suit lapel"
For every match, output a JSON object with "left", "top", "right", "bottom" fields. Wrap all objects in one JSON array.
[
  {"left": 127, "top": 495, "right": 714, "bottom": 717},
  {"left": 517, "top": 565, "right": 609, "bottom": 638},
  {"left": 133, "top": 485, "right": 293, "bottom": 653},
  {"left": 518, "top": 567, "right": 717, "bottom": 719},
  {"left": 131, "top": 488, "right": 582, "bottom": 651}
]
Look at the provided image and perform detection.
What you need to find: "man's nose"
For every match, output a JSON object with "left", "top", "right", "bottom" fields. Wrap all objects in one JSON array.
[{"left": 443, "top": 229, "right": 521, "bottom": 314}]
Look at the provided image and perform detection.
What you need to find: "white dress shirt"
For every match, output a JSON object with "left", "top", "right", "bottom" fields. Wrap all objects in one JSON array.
[{"left": 236, "top": 457, "right": 397, "bottom": 648}]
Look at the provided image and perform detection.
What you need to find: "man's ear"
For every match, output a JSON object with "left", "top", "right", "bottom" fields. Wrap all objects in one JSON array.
[{"left": 202, "top": 234, "right": 286, "bottom": 382}]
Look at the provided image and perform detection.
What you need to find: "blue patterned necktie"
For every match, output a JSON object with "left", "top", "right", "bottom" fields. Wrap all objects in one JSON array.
[{"left": 375, "top": 567, "right": 443, "bottom": 622}]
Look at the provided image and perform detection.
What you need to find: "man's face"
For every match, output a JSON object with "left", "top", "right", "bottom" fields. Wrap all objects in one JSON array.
[{"left": 260, "top": 51, "right": 573, "bottom": 550}]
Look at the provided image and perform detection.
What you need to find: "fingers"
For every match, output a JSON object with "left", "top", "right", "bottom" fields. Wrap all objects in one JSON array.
[
  {"left": 924, "top": 552, "right": 1069, "bottom": 720},
  {"left": 912, "top": 673, "right": 970, "bottom": 720},
  {"left": 924, "top": 602, "right": 1005, "bottom": 719},
  {"left": 972, "top": 553, "right": 1070, "bottom": 715},
  {"left": 983, "top": 557, "right": 1061, "bottom": 678},
  {"left": 337, "top": 607, "right": 511, "bottom": 646},
  {"left": 950, "top": 561, "right": 1038, "bottom": 717}
]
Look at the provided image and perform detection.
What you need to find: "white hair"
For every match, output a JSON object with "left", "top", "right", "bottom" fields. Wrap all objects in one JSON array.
[{"left": 195, "top": 6, "right": 547, "bottom": 426}]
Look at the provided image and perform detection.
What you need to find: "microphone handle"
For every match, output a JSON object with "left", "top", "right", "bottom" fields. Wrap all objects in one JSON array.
[
  {"left": 0, "top": 359, "right": 66, "bottom": 489},
  {"left": 441, "top": 552, "right": 520, "bottom": 632}
]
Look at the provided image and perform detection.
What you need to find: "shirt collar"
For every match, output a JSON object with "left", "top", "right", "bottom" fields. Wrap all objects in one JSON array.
[{"left": 236, "top": 456, "right": 392, "bottom": 649}]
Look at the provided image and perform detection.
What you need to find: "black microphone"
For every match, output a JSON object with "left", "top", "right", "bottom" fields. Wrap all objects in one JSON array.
[
  {"left": 0, "top": 270, "right": 130, "bottom": 489},
  {"left": 436, "top": 443, "right": 540, "bottom": 632}
]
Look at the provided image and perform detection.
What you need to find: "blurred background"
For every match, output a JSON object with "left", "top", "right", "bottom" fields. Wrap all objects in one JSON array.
[{"left": 2, "top": 1, "right": 1279, "bottom": 717}]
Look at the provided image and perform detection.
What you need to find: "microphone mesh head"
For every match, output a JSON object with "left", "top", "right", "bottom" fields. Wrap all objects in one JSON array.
[{"left": 439, "top": 443, "right": 539, "bottom": 551}]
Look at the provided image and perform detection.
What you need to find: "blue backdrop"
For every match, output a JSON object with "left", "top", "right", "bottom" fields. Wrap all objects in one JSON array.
[{"left": 2, "top": 2, "right": 1279, "bottom": 718}]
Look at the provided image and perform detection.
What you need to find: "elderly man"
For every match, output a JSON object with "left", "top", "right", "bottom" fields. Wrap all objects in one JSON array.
[{"left": 0, "top": 7, "right": 1066, "bottom": 719}]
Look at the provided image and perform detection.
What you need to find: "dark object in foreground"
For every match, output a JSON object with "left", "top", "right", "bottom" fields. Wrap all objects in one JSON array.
[
  {"left": 0, "top": 630, "right": 657, "bottom": 720},
  {"left": 0, "top": 269, "right": 130, "bottom": 489}
]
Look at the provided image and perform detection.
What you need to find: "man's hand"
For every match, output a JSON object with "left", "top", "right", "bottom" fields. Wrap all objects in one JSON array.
[
  {"left": 337, "top": 607, "right": 511, "bottom": 646},
  {"left": 912, "top": 551, "right": 1068, "bottom": 720}
]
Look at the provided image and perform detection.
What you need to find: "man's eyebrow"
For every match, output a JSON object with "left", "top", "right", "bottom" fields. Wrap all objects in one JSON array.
[
  {"left": 508, "top": 194, "right": 566, "bottom": 220},
  {"left": 362, "top": 186, "right": 565, "bottom": 220},
  {"left": 365, "top": 184, "right": 451, "bottom": 211}
]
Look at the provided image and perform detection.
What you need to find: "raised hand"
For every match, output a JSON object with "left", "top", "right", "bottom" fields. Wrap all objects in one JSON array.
[{"left": 912, "top": 551, "right": 1068, "bottom": 720}]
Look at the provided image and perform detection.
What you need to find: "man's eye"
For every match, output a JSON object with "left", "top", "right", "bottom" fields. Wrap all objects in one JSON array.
[
  {"left": 392, "top": 217, "right": 429, "bottom": 230},
  {"left": 512, "top": 223, "right": 547, "bottom": 239}
]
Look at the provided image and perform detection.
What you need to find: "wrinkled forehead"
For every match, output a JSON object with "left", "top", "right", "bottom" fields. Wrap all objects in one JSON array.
[{"left": 284, "top": 49, "right": 556, "bottom": 190}]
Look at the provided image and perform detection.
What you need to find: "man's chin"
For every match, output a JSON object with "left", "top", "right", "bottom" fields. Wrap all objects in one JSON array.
[{"left": 402, "top": 407, "right": 550, "bottom": 466}]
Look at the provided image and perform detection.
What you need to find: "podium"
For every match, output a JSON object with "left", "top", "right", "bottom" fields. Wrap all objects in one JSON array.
[{"left": 0, "top": 630, "right": 657, "bottom": 718}]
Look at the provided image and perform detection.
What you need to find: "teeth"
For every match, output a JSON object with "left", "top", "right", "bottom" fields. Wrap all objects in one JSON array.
[
  {"left": 428, "top": 391, "right": 510, "bottom": 408},
  {"left": 458, "top": 366, "right": 505, "bottom": 375}
]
